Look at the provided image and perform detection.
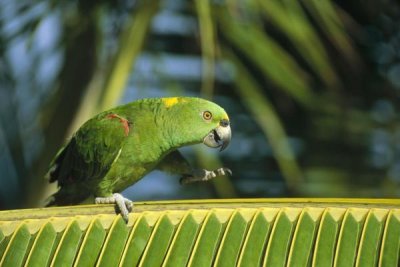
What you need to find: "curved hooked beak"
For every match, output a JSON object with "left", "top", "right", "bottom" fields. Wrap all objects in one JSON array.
[{"left": 203, "top": 119, "right": 231, "bottom": 151}]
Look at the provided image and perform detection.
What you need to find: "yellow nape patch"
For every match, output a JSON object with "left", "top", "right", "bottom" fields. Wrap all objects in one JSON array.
[{"left": 163, "top": 97, "right": 181, "bottom": 108}]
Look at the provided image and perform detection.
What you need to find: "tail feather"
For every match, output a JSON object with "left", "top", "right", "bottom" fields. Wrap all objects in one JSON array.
[
  {"left": 47, "top": 141, "right": 91, "bottom": 206},
  {"left": 46, "top": 184, "right": 90, "bottom": 206},
  {"left": 48, "top": 143, "right": 69, "bottom": 183}
]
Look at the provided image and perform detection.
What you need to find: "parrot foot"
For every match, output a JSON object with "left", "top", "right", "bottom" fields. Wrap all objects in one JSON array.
[
  {"left": 95, "top": 193, "right": 133, "bottom": 223},
  {"left": 180, "top": 168, "right": 232, "bottom": 185}
]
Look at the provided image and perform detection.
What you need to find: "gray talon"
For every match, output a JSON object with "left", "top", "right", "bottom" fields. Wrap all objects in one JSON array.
[
  {"left": 95, "top": 193, "right": 133, "bottom": 223},
  {"left": 217, "top": 167, "right": 232, "bottom": 176},
  {"left": 125, "top": 199, "right": 133, "bottom": 212},
  {"left": 180, "top": 167, "right": 232, "bottom": 185}
]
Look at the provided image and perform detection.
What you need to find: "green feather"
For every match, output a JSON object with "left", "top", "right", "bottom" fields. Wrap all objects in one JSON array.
[{"left": 48, "top": 97, "right": 229, "bottom": 205}]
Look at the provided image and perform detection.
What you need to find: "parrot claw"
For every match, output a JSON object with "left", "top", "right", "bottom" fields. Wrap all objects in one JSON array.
[
  {"left": 180, "top": 167, "right": 232, "bottom": 185},
  {"left": 95, "top": 193, "right": 133, "bottom": 223}
]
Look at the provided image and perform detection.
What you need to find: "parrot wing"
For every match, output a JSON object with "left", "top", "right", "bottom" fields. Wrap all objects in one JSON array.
[{"left": 49, "top": 112, "right": 131, "bottom": 186}]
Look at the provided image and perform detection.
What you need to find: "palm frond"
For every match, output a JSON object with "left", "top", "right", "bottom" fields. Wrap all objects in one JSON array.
[
  {"left": 99, "top": 1, "right": 160, "bottom": 110},
  {"left": 224, "top": 48, "right": 304, "bottom": 190},
  {"left": 0, "top": 199, "right": 399, "bottom": 266},
  {"left": 195, "top": 0, "right": 216, "bottom": 99}
]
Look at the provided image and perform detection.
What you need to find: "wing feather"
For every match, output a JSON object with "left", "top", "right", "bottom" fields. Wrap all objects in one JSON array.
[{"left": 49, "top": 112, "right": 130, "bottom": 186}]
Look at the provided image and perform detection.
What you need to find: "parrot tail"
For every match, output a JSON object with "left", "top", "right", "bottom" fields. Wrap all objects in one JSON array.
[
  {"left": 46, "top": 142, "right": 92, "bottom": 206},
  {"left": 48, "top": 143, "right": 69, "bottom": 183},
  {"left": 46, "top": 185, "right": 90, "bottom": 207}
]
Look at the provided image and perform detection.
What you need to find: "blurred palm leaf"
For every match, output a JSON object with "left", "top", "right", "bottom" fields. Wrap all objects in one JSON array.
[
  {"left": 195, "top": 0, "right": 216, "bottom": 99},
  {"left": 217, "top": 6, "right": 314, "bottom": 106},
  {"left": 258, "top": 0, "right": 341, "bottom": 89},
  {"left": 303, "top": 0, "right": 356, "bottom": 59},
  {"left": 0, "top": 0, "right": 366, "bottom": 207},
  {"left": 211, "top": 1, "right": 358, "bottom": 193},
  {"left": 68, "top": 0, "right": 160, "bottom": 131},
  {"left": 25, "top": 1, "right": 104, "bottom": 206},
  {"left": 99, "top": 1, "right": 160, "bottom": 111},
  {"left": 0, "top": 199, "right": 399, "bottom": 266},
  {"left": 224, "top": 48, "right": 304, "bottom": 190}
]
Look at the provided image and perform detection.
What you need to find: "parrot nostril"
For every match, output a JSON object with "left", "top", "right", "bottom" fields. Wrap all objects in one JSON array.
[{"left": 220, "top": 119, "right": 230, "bottom": 127}]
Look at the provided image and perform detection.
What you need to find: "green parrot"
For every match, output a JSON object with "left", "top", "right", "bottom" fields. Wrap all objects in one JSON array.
[{"left": 47, "top": 97, "right": 232, "bottom": 221}]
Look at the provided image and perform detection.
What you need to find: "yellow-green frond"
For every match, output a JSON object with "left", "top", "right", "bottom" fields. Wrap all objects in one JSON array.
[{"left": 0, "top": 199, "right": 400, "bottom": 266}]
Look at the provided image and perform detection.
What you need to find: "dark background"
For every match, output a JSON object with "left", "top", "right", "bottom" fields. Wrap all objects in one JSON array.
[{"left": 1, "top": 0, "right": 400, "bottom": 209}]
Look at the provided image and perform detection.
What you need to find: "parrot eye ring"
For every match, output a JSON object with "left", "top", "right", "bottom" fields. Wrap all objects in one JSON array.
[{"left": 203, "top": 111, "right": 213, "bottom": 121}]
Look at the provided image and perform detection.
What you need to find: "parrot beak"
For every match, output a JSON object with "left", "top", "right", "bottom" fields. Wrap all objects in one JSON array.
[{"left": 203, "top": 119, "right": 231, "bottom": 151}]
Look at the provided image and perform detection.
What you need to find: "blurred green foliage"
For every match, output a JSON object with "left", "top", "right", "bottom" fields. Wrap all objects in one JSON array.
[{"left": 1, "top": 0, "right": 400, "bottom": 209}]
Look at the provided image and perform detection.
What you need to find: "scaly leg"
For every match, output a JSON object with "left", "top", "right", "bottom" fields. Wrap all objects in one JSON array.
[
  {"left": 95, "top": 193, "right": 133, "bottom": 222},
  {"left": 180, "top": 168, "right": 232, "bottom": 185}
]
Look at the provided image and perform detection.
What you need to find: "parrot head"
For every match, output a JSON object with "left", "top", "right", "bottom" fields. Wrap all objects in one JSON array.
[
  {"left": 202, "top": 115, "right": 231, "bottom": 151},
  {"left": 162, "top": 97, "right": 231, "bottom": 151}
]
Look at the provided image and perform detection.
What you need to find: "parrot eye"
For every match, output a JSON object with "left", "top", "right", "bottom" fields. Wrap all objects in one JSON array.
[{"left": 203, "top": 111, "right": 213, "bottom": 121}]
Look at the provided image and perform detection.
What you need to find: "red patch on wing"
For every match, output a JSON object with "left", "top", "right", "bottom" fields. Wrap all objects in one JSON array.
[{"left": 107, "top": 114, "right": 131, "bottom": 136}]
